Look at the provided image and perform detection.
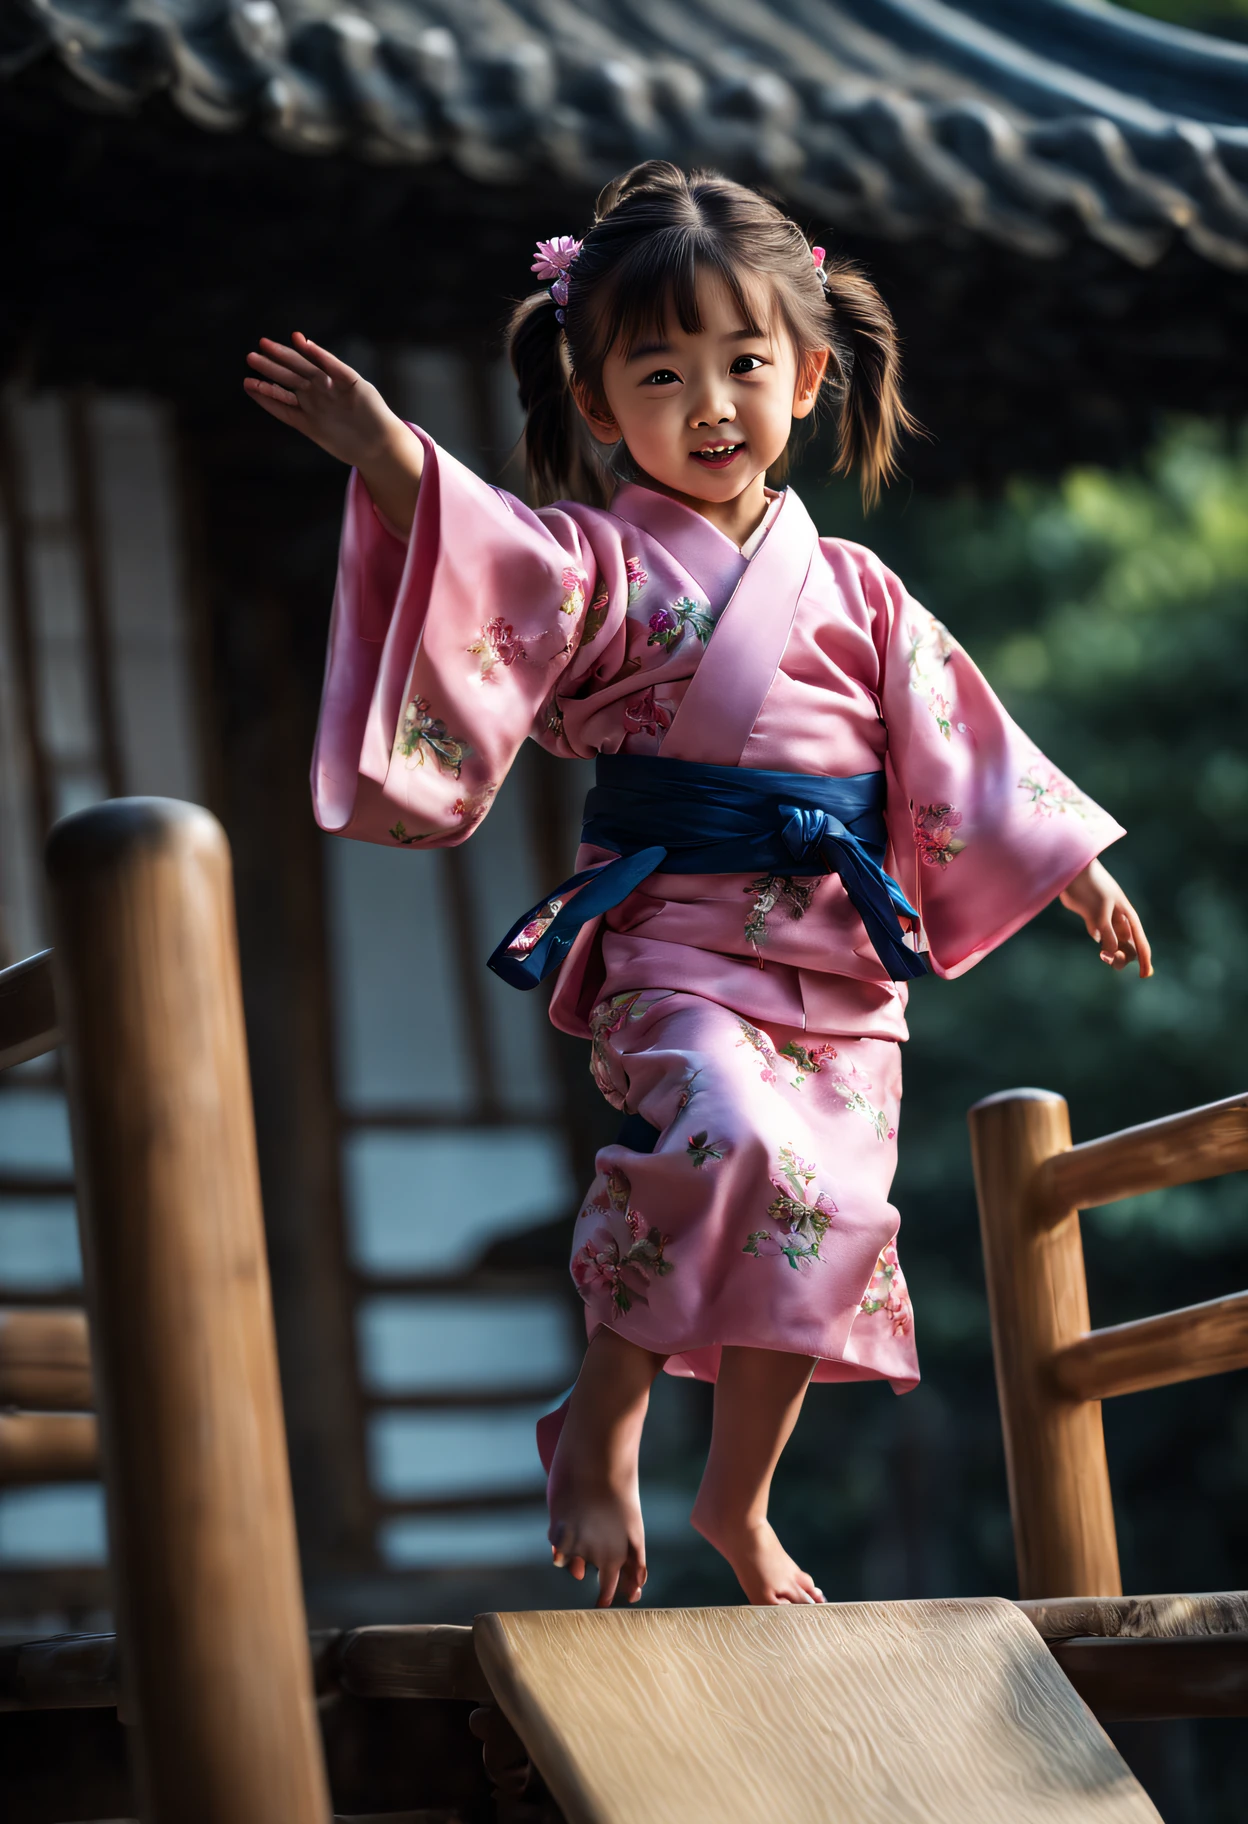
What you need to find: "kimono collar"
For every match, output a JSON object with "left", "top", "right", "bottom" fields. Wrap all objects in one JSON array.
[{"left": 609, "top": 482, "right": 786, "bottom": 610}]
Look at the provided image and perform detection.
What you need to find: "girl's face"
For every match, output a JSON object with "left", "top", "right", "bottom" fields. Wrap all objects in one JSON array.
[{"left": 577, "top": 267, "right": 828, "bottom": 516}]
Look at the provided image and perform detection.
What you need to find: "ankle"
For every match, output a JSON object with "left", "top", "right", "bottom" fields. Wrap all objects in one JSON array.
[{"left": 690, "top": 1492, "right": 768, "bottom": 1550}]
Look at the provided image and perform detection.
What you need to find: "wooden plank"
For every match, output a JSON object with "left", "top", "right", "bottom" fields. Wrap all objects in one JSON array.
[
  {"left": 474, "top": 1600, "right": 1160, "bottom": 1824},
  {"left": 0, "top": 949, "right": 60, "bottom": 1070},
  {"left": 1041, "top": 1092, "right": 1248, "bottom": 1218},
  {"left": 337, "top": 1625, "right": 490, "bottom": 1703},
  {"left": 0, "top": 1632, "right": 117, "bottom": 1711},
  {"left": 1051, "top": 1292, "right": 1248, "bottom": 1401},
  {"left": 968, "top": 1090, "right": 1121, "bottom": 1599},
  {"left": 46, "top": 796, "right": 332, "bottom": 1823},
  {"left": 1020, "top": 1591, "right": 1248, "bottom": 1640},
  {"left": 0, "top": 1308, "right": 92, "bottom": 1409},
  {"left": 1050, "top": 1634, "right": 1248, "bottom": 1720},
  {"left": 0, "top": 1411, "right": 98, "bottom": 1483}
]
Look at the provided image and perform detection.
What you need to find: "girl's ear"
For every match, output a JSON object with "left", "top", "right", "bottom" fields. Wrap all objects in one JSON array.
[
  {"left": 570, "top": 379, "right": 621, "bottom": 447},
  {"left": 792, "top": 347, "right": 831, "bottom": 422}
]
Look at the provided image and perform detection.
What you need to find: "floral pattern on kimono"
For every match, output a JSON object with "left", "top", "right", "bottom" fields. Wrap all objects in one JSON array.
[
  {"left": 574, "top": 1166, "right": 674, "bottom": 1318},
  {"left": 913, "top": 802, "right": 966, "bottom": 867},
  {"left": 745, "top": 1144, "right": 838, "bottom": 1271},
  {"left": 859, "top": 1242, "right": 912, "bottom": 1336}
]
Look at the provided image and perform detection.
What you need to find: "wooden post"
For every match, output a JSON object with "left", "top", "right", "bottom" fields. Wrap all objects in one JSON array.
[
  {"left": 45, "top": 797, "right": 331, "bottom": 1824},
  {"left": 968, "top": 1088, "right": 1121, "bottom": 1600}
]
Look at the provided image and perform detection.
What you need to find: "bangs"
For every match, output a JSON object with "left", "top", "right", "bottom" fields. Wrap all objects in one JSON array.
[{"left": 596, "top": 233, "right": 770, "bottom": 358}]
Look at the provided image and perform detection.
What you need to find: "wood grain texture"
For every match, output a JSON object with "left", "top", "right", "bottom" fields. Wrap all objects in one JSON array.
[
  {"left": 968, "top": 1091, "right": 1122, "bottom": 1598},
  {"left": 1049, "top": 1635, "right": 1248, "bottom": 1720},
  {"left": 46, "top": 797, "right": 331, "bottom": 1824},
  {"left": 337, "top": 1625, "right": 490, "bottom": 1703},
  {"left": 0, "top": 948, "right": 60, "bottom": 1070},
  {"left": 1051, "top": 1292, "right": 1248, "bottom": 1400},
  {"left": 0, "top": 1410, "right": 98, "bottom": 1482},
  {"left": 0, "top": 1308, "right": 93, "bottom": 1409},
  {"left": 474, "top": 1600, "right": 1160, "bottom": 1824},
  {"left": 1041, "top": 1093, "right": 1248, "bottom": 1218},
  {"left": 1020, "top": 1592, "right": 1248, "bottom": 1640}
]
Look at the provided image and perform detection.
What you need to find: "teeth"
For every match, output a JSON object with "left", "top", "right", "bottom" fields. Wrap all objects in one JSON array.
[{"left": 697, "top": 444, "right": 740, "bottom": 455}]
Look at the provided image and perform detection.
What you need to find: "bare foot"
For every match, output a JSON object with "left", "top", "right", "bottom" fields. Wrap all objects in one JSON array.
[
  {"left": 691, "top": 1507, "right": 825, "bottom": 1606},
  {"left": 548, "top": 1455, "right": 647, "bottom": 1607},
  {"left": 544, "top": 1329, "right": 663, "bottom": 1607}
]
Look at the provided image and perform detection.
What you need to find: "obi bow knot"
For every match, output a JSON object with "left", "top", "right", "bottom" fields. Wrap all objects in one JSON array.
[{"left": 487, "top": 754, "right": 926, "bottom": 989}]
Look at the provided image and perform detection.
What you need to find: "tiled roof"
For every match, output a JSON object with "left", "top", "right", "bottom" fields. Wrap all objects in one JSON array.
[{"left": 5, "top": 0, "right": 1248, "bottom": 267}]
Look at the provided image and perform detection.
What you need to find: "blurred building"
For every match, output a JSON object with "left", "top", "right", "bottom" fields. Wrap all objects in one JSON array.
[{"left": 2, "top": 0, "right": 1248, "bottom": 1626}]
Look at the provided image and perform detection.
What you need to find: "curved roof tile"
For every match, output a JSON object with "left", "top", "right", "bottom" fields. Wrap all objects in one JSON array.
[{"left": 5, "top": 0, "right": 1248, "bottom": 267}]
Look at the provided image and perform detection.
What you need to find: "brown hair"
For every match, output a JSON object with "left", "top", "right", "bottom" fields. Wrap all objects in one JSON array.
[{"left": 506, "top": 160, "right": 919, "bottom": 510}]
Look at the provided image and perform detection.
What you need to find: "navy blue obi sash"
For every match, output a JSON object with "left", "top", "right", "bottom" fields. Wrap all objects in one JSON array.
[{"left": 486, "top": 753, "right": 926, "bottom": 989}]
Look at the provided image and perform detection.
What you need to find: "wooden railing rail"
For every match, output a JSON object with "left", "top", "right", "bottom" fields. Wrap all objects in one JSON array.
[
  {"left": 1052, "top": 1291, "right": 1248, "bottom": 1402},
  {"left": 0, "top": 949, "right": 59, "bottom": 1071},
  {"left": 969, "top": 1086, "right": 1248, "bottom": 1601},
  {"left": 0, "top": 1412, "right": 98, "bottom": 1483},
  {"left": 1036, "top": 1092, "right": 1248, "bottom": 1223},
  {"left": 0, "top": 1308, "right": 92, "bottom": 1408},
  {"left": 46, "top": 796, "right": 332, "bottom": 1824}
]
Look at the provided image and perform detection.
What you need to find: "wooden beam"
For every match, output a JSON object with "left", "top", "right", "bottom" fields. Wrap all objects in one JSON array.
[
  {"left": 0, "top": 1411, "right": 98, "bottom": 1483},
  {"left": 1019, "top": 1590, "right": 1248, "bottom": 1641},
  {"left": 336, "top": 1624, "right": 489, "bottom": 1703},
  {"left": 0, "top": 949, "right": 60, "bottom": 1070},
  {"left": 1039, "top": 1091, "right": 1248, "bottom": 1220},
  {"left": 0, "top": 1308, "right": 92, "bottom": 1409},
  {"left": 1051, "top": 1291, "right": 1248, "bottom": 1401},
  {"left": 46, "top": 795, "right": 332, "bottom": 1823},
  {"left": 968, "top": 1089, "right": 1121, "bottom": 1599},
  {"left": 1049, "top": 1634, "right": 1248, "bottom": 1720}
]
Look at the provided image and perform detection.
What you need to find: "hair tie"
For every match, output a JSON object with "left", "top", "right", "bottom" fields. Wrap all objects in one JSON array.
[
  {"left": 811, "top": 245, "right": 828, "bottom": 284},
  {"left": 532, "top": 236, "right": 583, "bottom": 324}
]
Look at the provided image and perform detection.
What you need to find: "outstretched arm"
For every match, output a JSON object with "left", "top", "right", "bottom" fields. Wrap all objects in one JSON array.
[
  {"left": 244, "top": 333, "right": 423, "bottom": 533},
  {"left": 1060, "top": 858, "right": 1153, "bottom": 976}
]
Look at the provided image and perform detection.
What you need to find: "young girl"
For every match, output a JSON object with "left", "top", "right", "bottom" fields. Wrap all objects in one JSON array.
[{"left": 246, "top": 161, "right": 1151, "bottom": 1611}]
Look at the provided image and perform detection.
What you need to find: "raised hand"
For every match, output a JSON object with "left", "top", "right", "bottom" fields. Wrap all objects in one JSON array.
[
  {"left": 244, "top": 333, "right": 423, "bottom": 530},
  {"left": 1060, "top": 858, "right": 1153, "bottom": 976}
]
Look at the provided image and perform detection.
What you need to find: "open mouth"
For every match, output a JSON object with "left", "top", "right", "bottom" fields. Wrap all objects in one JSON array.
[{"left": 691, "top": 442, "right": 745, "bottom": 469}]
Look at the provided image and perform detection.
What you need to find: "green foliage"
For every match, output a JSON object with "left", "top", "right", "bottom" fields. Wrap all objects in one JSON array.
[{"left": 1112, "top": 0, "right": 1248, "bottom": 40}]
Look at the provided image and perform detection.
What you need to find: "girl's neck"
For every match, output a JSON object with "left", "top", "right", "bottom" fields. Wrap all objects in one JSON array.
[{"left": 630, "top": 471, "right": 774, "bottom": 553}]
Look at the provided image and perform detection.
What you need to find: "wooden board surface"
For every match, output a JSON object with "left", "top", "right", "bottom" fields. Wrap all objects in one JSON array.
[{"left": 474, "top": 1598, "right": 1161, "bottom": 1824}]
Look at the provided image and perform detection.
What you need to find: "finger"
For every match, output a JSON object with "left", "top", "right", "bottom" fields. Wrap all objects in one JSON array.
[
  {"left": 242, "top": 384, "right": 310, "bottom": 432},
  {"left": 256, "top": 336, "right": 327, "bottom": 382},
  {"left": 568, "top": 1556, "right": 585, "bottom": 1583},
  {"left": 244, "top": 374, "right": 300, "bottom": 408},
  {"left": 294, "top": 332, "right": 361, "bottom": 386},
  {"left": 1123, "top": 901, "right": 1153, "bottom": 978},
  {"left": 247, "top": 350, "right": 314, "bottom": 391},
  {"left": 1094, "top": 897, "right": 1119, "bottom": 963},
  {"left": 596, "top": 1559, "right": 622, "bottom": 1608}
]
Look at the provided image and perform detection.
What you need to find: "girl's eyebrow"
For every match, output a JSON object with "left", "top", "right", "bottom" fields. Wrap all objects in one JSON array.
[{"left": 626, "top": 328, "right": 766, "bottom": 364}]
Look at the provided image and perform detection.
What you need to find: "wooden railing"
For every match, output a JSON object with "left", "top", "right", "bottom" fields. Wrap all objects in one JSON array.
[
  {"left": 1, "top": 798, "right": 332, "bottom": 1823},
  {"left": 969, "top": 1087, "right": 1248, "bottom": 1602}
]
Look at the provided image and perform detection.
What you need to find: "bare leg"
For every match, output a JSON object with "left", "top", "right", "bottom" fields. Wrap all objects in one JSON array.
[
  {"left": 691, "top": 1345, "right": 826, "bottom": 1605},
  {"left": 547, "top": 1326, "right": 666, "bottom": 1607}
]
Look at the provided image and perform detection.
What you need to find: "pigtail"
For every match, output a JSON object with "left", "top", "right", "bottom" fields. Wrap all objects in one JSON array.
[
  {"left": 505, "top": 290, "right": 613, "bottom": 509},
  {"left": 820, "top": 261, "right": 923, "bottom": 509}
]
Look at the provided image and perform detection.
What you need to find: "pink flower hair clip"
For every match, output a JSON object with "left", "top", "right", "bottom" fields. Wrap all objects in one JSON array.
[
  {"left": 532, "top": 235, "right": 583, "bottom": 324},
  {"left": 811, "top": 245, "right": 828, "bottom": 284}
]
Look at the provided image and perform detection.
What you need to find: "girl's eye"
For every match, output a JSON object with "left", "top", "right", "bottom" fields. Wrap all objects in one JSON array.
[
  {"left": 642, "top": 369, "right": 680, "bottom": 386},
  {"left": 730, "top": 355, "right": 766, "bottom": 375}
]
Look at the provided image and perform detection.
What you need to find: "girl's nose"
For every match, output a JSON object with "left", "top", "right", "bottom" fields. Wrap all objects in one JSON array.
[{"left": 690, "top": 401, "right": 736, "bottom": 429}]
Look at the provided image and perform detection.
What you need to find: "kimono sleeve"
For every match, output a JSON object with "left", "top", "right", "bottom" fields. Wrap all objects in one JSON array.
[
  {"left": 311, "top": 427, "right": 596, "bottom": 847},
  {"left": 861, "top": 551, "right": 1126, "bottom": 980}
]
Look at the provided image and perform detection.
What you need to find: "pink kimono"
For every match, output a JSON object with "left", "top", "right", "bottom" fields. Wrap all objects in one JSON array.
[{"left": 314, "top": 430, "right": 1124, "bottom": 1393}]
